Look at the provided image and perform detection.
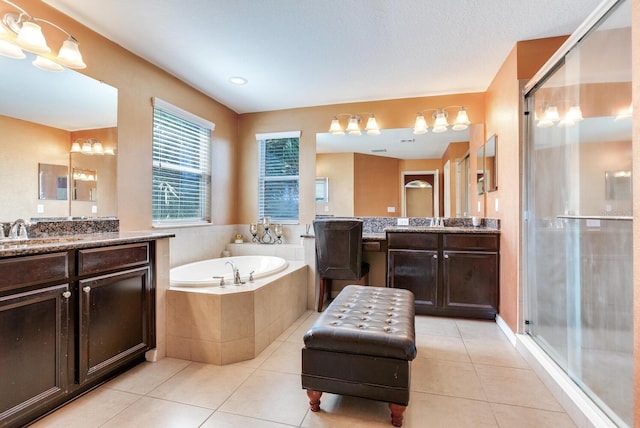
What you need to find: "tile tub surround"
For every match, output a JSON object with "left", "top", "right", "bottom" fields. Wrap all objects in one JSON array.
[{"left": 167, "top": 262, "right": 308, "bottom": 365}]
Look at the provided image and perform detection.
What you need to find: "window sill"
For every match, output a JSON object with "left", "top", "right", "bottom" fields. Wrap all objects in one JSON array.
[{"left": 152, "top": 221, "right": 212, "bottom": 229}]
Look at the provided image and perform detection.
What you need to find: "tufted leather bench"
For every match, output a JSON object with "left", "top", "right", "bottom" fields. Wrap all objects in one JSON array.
[{"left": 301, "top": 285, "right": 417, "bottom": 427}]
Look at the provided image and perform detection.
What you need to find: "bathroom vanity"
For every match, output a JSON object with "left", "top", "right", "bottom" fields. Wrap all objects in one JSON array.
[
  {"left": 386, "top": 227, "right": 499, "bottom": 319},
  {"left": 0, "top": 231, "right": 172, "bottom": 427}
]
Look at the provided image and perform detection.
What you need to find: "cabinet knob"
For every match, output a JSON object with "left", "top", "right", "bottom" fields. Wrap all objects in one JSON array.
[
  {"left": 62, "top": 291, "right": 71, "bottom": 299},
  {"left": 433, "top": 254, "right": 437, "bottom": 259},
  {"left": 444, "top": 254, "right": 449, "bottom": 259},
  {"left": 83, "top": 286, "right": 91, "bottom": 293}
]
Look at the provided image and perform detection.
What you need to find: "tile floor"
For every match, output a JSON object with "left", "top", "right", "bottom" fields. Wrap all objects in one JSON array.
[{"left": 32, "top": 312, "right": 576, "bottom": 428}]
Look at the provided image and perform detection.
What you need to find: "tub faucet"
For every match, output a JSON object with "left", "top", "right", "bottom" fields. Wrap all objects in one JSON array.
[
  {"left": 9, "top": 218, "right": 28, "bottom": 240},
  {"left": 226, "top": 261, "right": 242, "bottom": 285}
]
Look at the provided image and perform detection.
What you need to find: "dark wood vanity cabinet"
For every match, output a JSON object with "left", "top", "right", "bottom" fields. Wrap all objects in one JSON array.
[
  {"left": 0, "top": 242, "right": 155, "bottom": 428},
  {"left": 387, "top": 232, "right": 499, "bottom": 319},
  {"left": 77, "top": 243, "right": 154, "bottom": 384},
  {"left": 0, "top": 252, "right": 72, "bottom": 427},
  {"left": 387, "top": 232, "right": 439, "bottom": 309}
]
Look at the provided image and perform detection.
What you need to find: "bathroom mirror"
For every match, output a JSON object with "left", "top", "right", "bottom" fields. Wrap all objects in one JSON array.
[
  {"left": 485, "top": 134, "right": 497, "bottom": 192},
  {"left": 476, "top": 144, "right": 485, "bottom": 195},
  {"left": 38, "top": 163, "right": 68, "bottom": 201},
  {"left": 605, "top": 170, "right": 631, "bottom": 200},
  {"left": 316, "top": 177, "right": 329, "bottom": 203},
  {"left": 316, "top": 127, "right": 470, "bottom": 217},
  {"left": 72, "top": 168, "right": 97, "bottom": 202},
  {"left": 0, "top": 53, "right": 118, "bottom": 221}
]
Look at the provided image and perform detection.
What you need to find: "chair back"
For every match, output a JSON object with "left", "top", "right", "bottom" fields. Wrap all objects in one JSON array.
[{"left": 313, "top": 218, "right": 365, "bottom": 280}]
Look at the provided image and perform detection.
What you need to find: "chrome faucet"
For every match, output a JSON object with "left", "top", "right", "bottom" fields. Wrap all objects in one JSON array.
[
  {"left": 9, "top": 218, "right": 29, "bottom": 240},
  {"left": 225, "top": 260, "right": 242, "bottom": 285}
]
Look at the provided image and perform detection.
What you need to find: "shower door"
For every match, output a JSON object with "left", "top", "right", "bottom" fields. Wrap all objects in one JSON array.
[{"left": 523, "top": 0, "right": 632, "bottom": 426}]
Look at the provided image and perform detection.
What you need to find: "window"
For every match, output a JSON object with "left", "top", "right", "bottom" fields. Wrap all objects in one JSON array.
[
  {"left": 152, "top": 98, "right": 214, "bottom": 225},
  {"left": 257, "top": 131, "right": 300, "bottom": 223}
]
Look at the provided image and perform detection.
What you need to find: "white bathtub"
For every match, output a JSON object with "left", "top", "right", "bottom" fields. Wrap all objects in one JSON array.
[
  {"left": 166, "top": 257, "right": 308, "bottom": 365},
  {"left": 170, "top": 255, "right": 288, "bottom": 287}
]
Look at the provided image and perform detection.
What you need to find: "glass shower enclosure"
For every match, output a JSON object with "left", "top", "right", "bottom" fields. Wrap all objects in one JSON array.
[{"left": 523, "top": 0, "right": 632, "bottom": 426}]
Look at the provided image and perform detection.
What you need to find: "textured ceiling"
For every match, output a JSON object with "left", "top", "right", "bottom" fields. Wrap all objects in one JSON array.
[{"left": 43, "top": 0, "right": 602, "bottom": 114}]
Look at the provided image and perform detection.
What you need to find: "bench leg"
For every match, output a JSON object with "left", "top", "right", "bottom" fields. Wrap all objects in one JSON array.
[
  {"left": 307, "top": 389, "right": 322, "bottom": 412},
  {"left": 389, "top": 403, "right": 406, "bottom": 427}
]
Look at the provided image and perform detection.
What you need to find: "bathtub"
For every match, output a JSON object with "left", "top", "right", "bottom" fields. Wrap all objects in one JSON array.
[
  {"left": 167, "top": 255, "right": 308, "bottom": 365},
  {"left": 170, "top": 255, "right": 288, "bottom": 287}
]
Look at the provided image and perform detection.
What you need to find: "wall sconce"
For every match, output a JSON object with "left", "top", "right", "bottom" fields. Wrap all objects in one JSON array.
[
  {"left": 0, "top": 0, "right": 86, "bottom": 71},
  {"left": 71, "top": 139, "right": 115, "bottom": 155},
  {"left": 413, "top": 106, "right": 470, "bottom": 135},
  {"left": 536, "top": 104, "right": 583, "bottom": 128},
  {"left": 329, "top": 113, "right": 380, "bottom": 136}
]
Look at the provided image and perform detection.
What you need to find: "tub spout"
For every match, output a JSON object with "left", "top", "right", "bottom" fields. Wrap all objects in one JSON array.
[{"left": 226, "top": 260, "right": 242, "bottom": 285}]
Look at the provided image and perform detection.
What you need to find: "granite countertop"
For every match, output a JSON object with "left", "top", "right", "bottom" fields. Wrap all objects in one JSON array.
[
  {"left": 355, "top": 227, "right": 500, "bottom": 242},
  {"left": 384, "top": 226, "right": 500, "bottom": 235},
  {"left": 0, "top": 231, "right": 175, "bottom": 258}
]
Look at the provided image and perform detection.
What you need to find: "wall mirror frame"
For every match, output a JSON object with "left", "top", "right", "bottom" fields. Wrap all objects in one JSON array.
[
  {"left": 38, "top": 163, "right": 68, "bottom": 201},
  {"left": 476, "top": 144, "right": 485, "bottom": 195},
  {"left": 485, "top": 134, "right": 498, "bottom": 192},
  {"left": 0, "top": 53, "right": 118, "bottom": 221},
  {"left": 315, "top": 177, "right": 329, "bottom": 203}
]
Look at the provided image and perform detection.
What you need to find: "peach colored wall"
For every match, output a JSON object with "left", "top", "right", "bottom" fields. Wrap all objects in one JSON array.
[
  {"left": 21, "top": 1, "right": 239, "bottom": 230},
  {"left": 469, "top": 123, "right": 486, "bottom": 217},
  {"left": 238, "top": 94, "right": 486, "bottom": 224},
  {"left": 0, "top": 116, "right": 70, "bottom": 219},
  {"left": 442, "top": 141, "right": 470, "bottom": 216},
  {"left": 406, "top": 187, "right": 433, "bottom": 216},
  {"left": 484, "top": 36, "right": 568, "bottom": 333},
  {"left": 315, "top": 152, "right": 354, "bottom": 216},
  {"left": 632, "top": 1, "right": 639, "bottom": 425},
  {"left": 354, "top": 154, "right": 399, "bottom": 216},
  {"left": 485, "top": 45, "right": 522, "bottom": 332},
  {"left": 398, "top": 158, "right": 444, "bottom": 216}
]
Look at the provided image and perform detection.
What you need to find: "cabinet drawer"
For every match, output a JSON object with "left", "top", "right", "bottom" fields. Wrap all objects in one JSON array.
[
  {"left": 387, "top": 232, "right": 438, "bottom": 250},
  {"left": 78, "top": 243, "right": 149, "bottom": 276},
  {"left": 443, "top": 234, "right": 499, "bottom": 251},
  {"left": 0, "top": 252, "right": 69, "bottom": 292}
]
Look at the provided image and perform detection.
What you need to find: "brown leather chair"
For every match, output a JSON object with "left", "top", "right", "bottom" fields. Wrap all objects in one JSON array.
[{"left": 313, "top": 218, "right": 369, "bottom": 312}]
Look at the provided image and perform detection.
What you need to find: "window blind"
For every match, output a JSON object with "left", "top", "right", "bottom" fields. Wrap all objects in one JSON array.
[
  {"left": 152, "top": 99, "right": 213, "bottom": 224},
  {"left": 257, "top": 135, "right": 300, "bottom": 223}
]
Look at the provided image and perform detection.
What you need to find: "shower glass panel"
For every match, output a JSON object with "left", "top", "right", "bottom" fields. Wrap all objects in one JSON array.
[{"left": 523, "top": 1, "right": 632, "bottom": 426}]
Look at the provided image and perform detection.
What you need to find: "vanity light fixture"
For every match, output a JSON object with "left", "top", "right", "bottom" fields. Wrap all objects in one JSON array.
[
  {"left": 615, "top": 103, "right": 632, "bottom": 121},
  {"left": 412, "top": 106, "right": 470, "bottom": 135},
  {"left": 0, "top": 0, "right": 86, "bottom": 71},
  {"left": 536, "top": 104, "right": 583, "bottom": 128},
  {"left": 329, "top": 113, "right": 381, "bottom": 136},
  {"left": 71, "top": 139, "right": 114, "bottom": 156}
]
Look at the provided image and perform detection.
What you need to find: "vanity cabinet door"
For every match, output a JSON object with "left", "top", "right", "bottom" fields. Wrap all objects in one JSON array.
[
  {"left": 78, "top": 266, "right": 153, "bottom": 384},
  {"left": 388, "top": 249, "right": 439, "bottom": 312},
  {"left": 442, "top": 250, "right": 498, "bottom": 319},
  {"left": 0, "top": 284, "right": 70, "bottom": 428}
]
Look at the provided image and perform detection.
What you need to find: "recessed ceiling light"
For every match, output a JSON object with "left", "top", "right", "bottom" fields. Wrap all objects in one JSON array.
[{"left": 229, "top": 76, "right": 248, "bottom": 85}]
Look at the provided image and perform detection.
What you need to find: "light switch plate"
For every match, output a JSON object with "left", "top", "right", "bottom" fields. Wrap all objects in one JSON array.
[
  {"left": 397, "top": 217, "right": 409, "bottom": 226},
  {"left": 36, "top": 204, "right": 44, "bottom": 213},
  {"left": 91, "top": 205, "right": 97, "bottom": 213},
  {"left": 387, "top": 206, "right": 396, "bottom": 213}
]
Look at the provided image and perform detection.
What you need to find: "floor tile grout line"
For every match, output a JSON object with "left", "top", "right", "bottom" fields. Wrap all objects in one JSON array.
[
  {"left": 453, "top": 318, "right": 505, "bottom": 427},
  {"left": 94, "top": 393, "right": 147, "bottom": 428}
]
